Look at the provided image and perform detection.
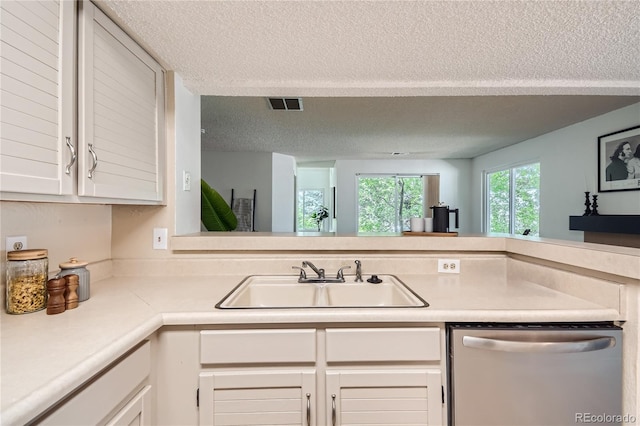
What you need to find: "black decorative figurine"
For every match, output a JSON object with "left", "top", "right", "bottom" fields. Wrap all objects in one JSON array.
[
  {"left": 590, "top": 194, "right": 599, "bottom": 216},
  {"left": 583, "top": 191, "right": 592, "bottom": 216}
]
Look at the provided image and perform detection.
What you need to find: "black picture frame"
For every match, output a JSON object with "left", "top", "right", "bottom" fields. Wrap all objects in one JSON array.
[{"left": 597, "top": 125, "right": 640, "bottom": 192}]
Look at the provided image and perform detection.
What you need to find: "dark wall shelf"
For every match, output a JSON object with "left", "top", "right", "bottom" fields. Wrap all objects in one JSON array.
[{"left": 569, "top": 215, "right": 640, "bottom": 235}]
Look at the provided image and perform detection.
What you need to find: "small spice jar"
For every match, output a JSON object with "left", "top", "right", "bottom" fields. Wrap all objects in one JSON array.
[
  {"left": 46, "top": 277, "right": 66, "bottom": 315},
  {"left": 6, "top": 249, "right": 48, "bottom": 314},
  {"left": 59, "top": 258, "right": 90, "bottom": 302},
  {"left": 64, "top": 274, "right": 79, "bottom": 310}
]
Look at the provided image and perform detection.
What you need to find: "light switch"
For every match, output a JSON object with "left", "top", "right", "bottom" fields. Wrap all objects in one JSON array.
[
  {"left": 153, "top": 228, "right": 168, "bottom": 250},
  {"left": 183, "top": 171, "right": 191, "bottom": 191}
]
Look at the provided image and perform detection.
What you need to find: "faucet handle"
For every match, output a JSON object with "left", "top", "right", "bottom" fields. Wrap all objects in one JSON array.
[
  {"left": 292, "top": 266, "right": 307, "bottom": 280},
  {"left": 354, "top": 260, "right": 363, "bottom": 282},
  {"left": 336, "top": 265, "right": 351, "bottom": 281}
]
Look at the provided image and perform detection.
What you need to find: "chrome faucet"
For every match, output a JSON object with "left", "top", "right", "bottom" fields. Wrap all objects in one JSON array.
[
  {"left": 294, "top": 261, "right": 352, "bottom": 283},
  {"left": 354, "top": 260, "right": 363, "bottom": 282},
  {"left": 302, "top": 261, "right": 325, "bottom": 279}
]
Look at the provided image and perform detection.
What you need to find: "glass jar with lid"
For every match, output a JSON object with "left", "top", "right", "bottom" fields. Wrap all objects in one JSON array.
[{"left": 6, "top": 249, "right": 48, "bottom": 314}]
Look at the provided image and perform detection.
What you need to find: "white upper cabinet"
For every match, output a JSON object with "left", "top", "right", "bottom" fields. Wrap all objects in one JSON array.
[
  {"left": 1, "top": 0, "right": 165, "bottom": 203},
  {"left": 78, "top": 1, "right": 165, "bottom": 202},
  {"left": 0, "top": 0, "right": 75, "bottom": 195}
]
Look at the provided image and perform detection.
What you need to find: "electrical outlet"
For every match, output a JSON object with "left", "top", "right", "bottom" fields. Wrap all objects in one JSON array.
[
  {"left": 153, "top": 228, "right": 168, "bottom": 250},
  {"left": 438, "top": 259, "right": 460, "bottom": 274},
  {"left": 6, "top": 236, "right": 27, "bottom": 252}
]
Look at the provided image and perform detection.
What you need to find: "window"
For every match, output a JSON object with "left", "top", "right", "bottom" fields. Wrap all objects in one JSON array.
[
  {"left": 357, "top": 175, "right": 424, "bottom": 232},
  {"left": 486, "top": 163, "right": 540, "bottom": 236},
  {"left": 297, "top": 189, "right": 324, "bottom": 231}
]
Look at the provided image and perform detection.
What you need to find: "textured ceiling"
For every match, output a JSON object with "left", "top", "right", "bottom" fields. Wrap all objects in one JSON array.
[
  {"left": 200, "top": 96, "right": 639, "bottom": 161},
  {"left": 96, "top": 1, "right": 640, "bottom": 160}
]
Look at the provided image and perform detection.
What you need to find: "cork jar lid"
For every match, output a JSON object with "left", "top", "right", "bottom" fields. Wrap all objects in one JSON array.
[
  {"left": 7, "top": 249, "right": 48, "bottom": 261},
  {"left": 59, "top": 257, "right": 88, "bottom": 269}
]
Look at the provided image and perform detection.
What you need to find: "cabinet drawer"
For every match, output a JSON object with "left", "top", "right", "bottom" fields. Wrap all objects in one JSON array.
[
  {"left": 38, "top": 341, "right": 150, "bottom": 424},
  {"left": 326, "top": 327, "right": 440, "bottom": 362},
  {"left": 200, "top": 329, "right": 316, "bottom": 364}
]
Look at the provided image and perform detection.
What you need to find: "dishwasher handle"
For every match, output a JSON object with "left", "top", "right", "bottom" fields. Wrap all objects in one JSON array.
[{"left": 462, "top": 335, "right": 616, "bottom": 353}]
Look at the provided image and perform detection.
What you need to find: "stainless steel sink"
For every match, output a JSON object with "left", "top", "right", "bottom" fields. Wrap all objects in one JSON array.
[{"left": 215, "top": 275, "right": 428, "bottom": 309}]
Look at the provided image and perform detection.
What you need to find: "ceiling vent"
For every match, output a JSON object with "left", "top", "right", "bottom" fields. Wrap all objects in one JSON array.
[{"left": 268, "top": 98, "right": 303, "bottom": 111}]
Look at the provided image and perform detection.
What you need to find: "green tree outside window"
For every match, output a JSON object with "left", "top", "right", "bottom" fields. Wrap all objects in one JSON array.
[
  {"left": 358, "top": 175, "right": 423, "bottom": 232},
  {"left": 487, "top": 163, "right": 540, "bottom": 236},
  {"left": 297, "top": 189, "right": 324, "bottom": 231}
]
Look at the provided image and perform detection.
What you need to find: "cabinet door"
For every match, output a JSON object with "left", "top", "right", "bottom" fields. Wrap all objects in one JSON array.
[
  {"left": 199, "top": 370, "right": 316, "bottom": 425},
  {"left": 326, "top": 369, "right": 442, "bottom": 426},
  {"left": 105, "top": 385, "right": 152, "bottom": 426},
  {"left": 0, "top": 0, "right": 75, "bottom": 195},
  {"left": 78, "top": 1, "right": 165, "bottom": 202}
]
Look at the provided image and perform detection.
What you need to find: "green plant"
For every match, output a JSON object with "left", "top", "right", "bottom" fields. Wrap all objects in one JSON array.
[
  {"left": 201, "top": 179, "right": 237, "bottom": 231},
  {"left": 311, "top": 206, "right": 329, "bottom": 231}
]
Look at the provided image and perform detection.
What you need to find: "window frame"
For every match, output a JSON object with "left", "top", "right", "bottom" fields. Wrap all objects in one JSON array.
[
  {"left": 356, "top": 173, "right": 426, "bottom": 233},
  {"left": 296, "top": 188, "right": 325, "bottom": 231},
  {"left": 483, "top": 160, "right": 540, "bottom": 235}
]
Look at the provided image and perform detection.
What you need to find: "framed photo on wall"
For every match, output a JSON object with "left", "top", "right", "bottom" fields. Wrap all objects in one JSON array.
[{"left": 598, "top": 125, "right": 640, "bottom": 192}]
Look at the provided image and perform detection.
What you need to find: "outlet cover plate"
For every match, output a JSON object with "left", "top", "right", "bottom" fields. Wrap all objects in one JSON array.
[
  {"left": 6, "top": 236, "right": 27, "bottom": 252},
  {"left": 438, "top": 259, "right": 460, "bottom": 274}
]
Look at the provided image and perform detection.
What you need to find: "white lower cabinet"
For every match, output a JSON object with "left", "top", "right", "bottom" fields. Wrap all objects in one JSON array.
[
  {"left": 198, "top": 370, "right": 316, "bottom": 425},
  {"left": 198, "top": 329, "right": 317, "bottom": 425},
  {"left": 194, "top": 326, "right": 444, "bottom": 426},
  {"left": 106, "top": 385, "right": 152, "bottom": 426},
  {"left": 324, "top": 327, "right": 443, "bottom": 426},
  {"left": 326, "top": 369, "right": 442, "bottom": 426},
  {"left": 36, "top": 341, "right": 152, "bottom": 425}
]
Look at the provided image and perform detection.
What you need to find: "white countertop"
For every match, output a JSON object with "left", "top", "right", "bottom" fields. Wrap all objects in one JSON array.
[{"left": 0, "top": 272, "right": 622, "bottom": 425}]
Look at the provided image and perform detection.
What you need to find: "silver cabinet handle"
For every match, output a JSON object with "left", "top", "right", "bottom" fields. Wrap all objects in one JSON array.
[
  {"left": 88, "top": 143, "right": 98, "bottom": 179},
  {"left": 331, "top": 394, "right": 336, "bottom": 426},
  {"left": 64, "top": 136, "right": 76, "bottom": 175},
  {"left": 305, "top": 393, "right": 311, "bottom": 426},
  {"left": 462, "top": 335, "right": 616, "bottom": 353}
]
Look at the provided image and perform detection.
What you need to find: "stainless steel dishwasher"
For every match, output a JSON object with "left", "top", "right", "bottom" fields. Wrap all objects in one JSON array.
[{"left": 447, "top": 323, "right": 623, "bottom": 426}]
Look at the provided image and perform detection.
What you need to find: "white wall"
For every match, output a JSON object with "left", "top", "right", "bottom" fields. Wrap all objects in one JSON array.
[
  {"left": 111, "top": 72, "right": 190, "bottom": 259},
  {"left": 201, "top": 151, "right": 273, "bottom": 231},
  {"left": 471, "top": 102, "right": 640, "bottom": 241},
  {"left": 272, "top": 153, "right": 296, "bottom": 232},
  {"left": 334, "top": 158, "right": 472, "bottom": 234},
  {"left": 174, "top": 74, "right": 201, "bottom": 235},
  {"left": 0, "top": 202, "right": 112, "bottom": 277}
]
